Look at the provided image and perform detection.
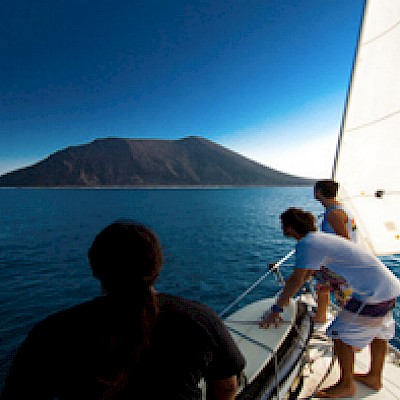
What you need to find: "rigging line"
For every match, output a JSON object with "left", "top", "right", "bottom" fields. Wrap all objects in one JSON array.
[
  {"left": 219, "top": 250, "right": 295, "bottom": 318},
  {"left": 344, "top": 108, "right": 400, "bottom": 134},
  {"left": 227, "top": 325, "right": 273, "bottom": 353},
  {"left": 362, "top": 18, "right": 400, "bottom": 46}
]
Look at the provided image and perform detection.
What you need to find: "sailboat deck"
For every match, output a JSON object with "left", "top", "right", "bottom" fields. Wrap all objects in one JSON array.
[
  {"left": 297, "top": 296, "right": 400, "bottom": 399},
  {"left": 297, "top": 293, "right": 400, "bottom": 399},
  {"left": 310, "top": 345, "right": 400, "bottom": 399}
]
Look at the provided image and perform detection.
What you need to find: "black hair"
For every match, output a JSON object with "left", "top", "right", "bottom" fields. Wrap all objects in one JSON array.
[
  {"left": 280, "top": 208, "right": 317, "bottom": 235},
  {"left": 89, "top": 221, "right": 163, "bottom": 294},
  {"left": 314, "top": 179, "right": 339, "bottom": 198},
  {"left": 88, "top": 220, "right": 163, "bottom": 369}
]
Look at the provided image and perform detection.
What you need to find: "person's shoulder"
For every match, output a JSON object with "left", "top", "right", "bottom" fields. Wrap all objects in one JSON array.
[
  {"left": 300, "top": 231, "right": 341, "bottom": 248},
  {"left": 158, "top": 293, "right": 224, "bottom": 333},
  {"left": 300, "top": 231, "right": 323, "bottom": 243},
  {"left": 33, "top": 297, "right": 105, "bottom": 333},
  {"left": 310, "top": 230, "right": 341, "bottom": 239},
  {"left": 328, "top": 206, "right": 348, "bottom": 219},
  {"left": 326, "top": 204, "right": 352, "bottom": 221},
  {"left": 159, "top": 293, "right": 217, "bottom": 317},
  {"left": 311, "top": 230, "right": 357, "bottom": 252}
]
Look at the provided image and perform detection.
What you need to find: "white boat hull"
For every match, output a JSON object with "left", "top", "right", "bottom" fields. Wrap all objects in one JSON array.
[{"left": 224, "top": 297, "right": 312, "bottom": 399}]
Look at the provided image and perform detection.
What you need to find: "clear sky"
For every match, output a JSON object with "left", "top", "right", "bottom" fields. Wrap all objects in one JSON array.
[{"left": 0, "top": 0, "right": 365, "bottom": 179}]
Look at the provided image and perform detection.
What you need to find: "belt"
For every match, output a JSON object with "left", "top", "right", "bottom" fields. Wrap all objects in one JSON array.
[{"left": 344, "top": 297, "right": 396, "bottom": 317}]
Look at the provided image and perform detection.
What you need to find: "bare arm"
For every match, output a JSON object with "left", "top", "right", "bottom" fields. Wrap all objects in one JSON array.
[
  {"left": 260, "top": 268, "right": 311, "bottom": 328},
  {"left": 206, "top": 375, "right": 238, "bottom": 400},
  {"left": 327, "top": 209, "right": 350, "bottom": 239},
  {"left": 276, "top": 268, "right": 311, "bottom": 307}
]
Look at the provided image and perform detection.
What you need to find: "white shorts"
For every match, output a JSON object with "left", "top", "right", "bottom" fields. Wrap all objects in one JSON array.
[{"left": 326, "top": 308, "right": 395, "bottom": 350}]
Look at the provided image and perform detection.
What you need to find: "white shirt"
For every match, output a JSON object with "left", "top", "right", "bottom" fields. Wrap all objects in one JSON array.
[{"left": 296, "top": 231, "right": 400, "bottom": 303}]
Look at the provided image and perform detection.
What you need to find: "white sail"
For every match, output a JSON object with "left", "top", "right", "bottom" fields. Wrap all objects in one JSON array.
[{"left": 333, "top": 0, "right": 400, "bottom": 255}]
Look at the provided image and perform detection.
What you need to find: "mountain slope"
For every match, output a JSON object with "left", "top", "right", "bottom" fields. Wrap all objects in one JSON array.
[{"left": 0, "top": 137, "right": 314, "bottom": 187}]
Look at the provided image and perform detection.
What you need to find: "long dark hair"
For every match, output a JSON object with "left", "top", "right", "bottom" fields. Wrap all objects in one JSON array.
[{"left": 88, "top": 221, "right": 163, "bottom": 370}]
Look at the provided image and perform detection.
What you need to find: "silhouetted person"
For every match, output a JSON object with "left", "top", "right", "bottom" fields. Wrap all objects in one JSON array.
[{"left": 1, "top": 221, "right": 245, "bottom": 399}]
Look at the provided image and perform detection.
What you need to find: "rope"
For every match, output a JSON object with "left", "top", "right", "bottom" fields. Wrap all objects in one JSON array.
[
  {"left": 227, "top": 326, "right": 273, "bottom": 353},
  {"left": 362, "top": 17, "right": 400, "bottom": 46},
  {"left": 344, "top": 109, "right": 400, "bottom": 134}
]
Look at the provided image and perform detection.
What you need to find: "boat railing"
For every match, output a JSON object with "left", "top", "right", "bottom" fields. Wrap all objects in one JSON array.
[
  {"left": 217, "top": 250, "right": 307, "bottom": 400},
  {"left": 220, "top": 249, "right": 400, "bottom": 348},
  {"left": 215, "top": 249, "right": 400, "bottom": 399},
  {"left": 219, "top": 250, "right": 295, "bottom": 319},
  {"left": 218, "top": 248, "right": 400, "bottom": 395}
]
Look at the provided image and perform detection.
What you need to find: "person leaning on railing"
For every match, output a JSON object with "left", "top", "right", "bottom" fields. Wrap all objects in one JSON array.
[{"left": 260, "top": 207, "right": 400, "bottom": 398}]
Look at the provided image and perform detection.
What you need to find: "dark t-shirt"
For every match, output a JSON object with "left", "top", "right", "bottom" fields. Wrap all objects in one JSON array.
[{"left": 1, "top": 293, "right": 245, "bottom": 399}]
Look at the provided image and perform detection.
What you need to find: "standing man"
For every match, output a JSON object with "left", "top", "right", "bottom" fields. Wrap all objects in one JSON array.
[
  {"left": 314, "top": 179, "right": 357, "bottom": 322},
  {"left": 260, "top": 208, "right": 400, "bottom": 398},
  {"left": 315, "top": 179, "right": 357, "bottom": 241}
]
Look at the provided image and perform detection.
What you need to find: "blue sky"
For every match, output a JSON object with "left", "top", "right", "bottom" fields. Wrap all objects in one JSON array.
[{"left": 0, "top": 0, "right": 365, "bottom": 178}]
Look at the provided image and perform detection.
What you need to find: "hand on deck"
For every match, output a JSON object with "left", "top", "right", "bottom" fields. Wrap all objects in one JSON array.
[{"left": 259, "top": 311, "right": 282, "bottom": 329}]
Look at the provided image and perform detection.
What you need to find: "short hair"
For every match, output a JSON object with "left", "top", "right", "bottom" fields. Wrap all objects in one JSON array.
[
  {"left": 280, "top": 208, "right": 317, "bottom": 235},
  {"left": 88, "top": 221, "right": 163, "bottom": 295},
  {"left": 314, "top": 179, "right": 339, "bottom": 198}
]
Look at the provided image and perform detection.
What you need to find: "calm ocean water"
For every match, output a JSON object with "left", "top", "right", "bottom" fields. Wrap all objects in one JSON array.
[{"left": 1, "top": 187, "right": 399, "bottom": 387}]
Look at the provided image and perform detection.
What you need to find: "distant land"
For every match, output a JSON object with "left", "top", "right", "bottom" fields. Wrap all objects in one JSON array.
[{"left": 0, "top": 136, "right": 315, "bottom": 187}]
